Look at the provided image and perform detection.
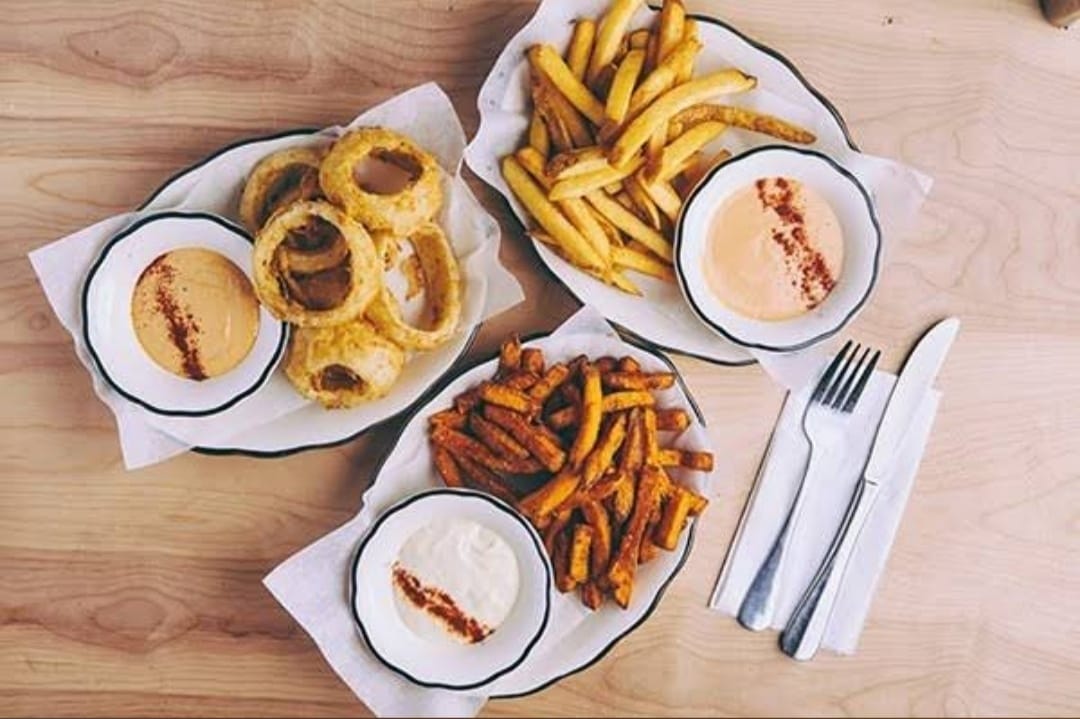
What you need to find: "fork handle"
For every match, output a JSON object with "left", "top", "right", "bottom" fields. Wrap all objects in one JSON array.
[{"left": 779, "top": 477, "right": 880, "bottom": 661}]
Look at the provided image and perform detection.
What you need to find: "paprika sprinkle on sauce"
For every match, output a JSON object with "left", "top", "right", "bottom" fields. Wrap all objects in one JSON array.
[
  {"left": 704, "top": 176, "right": 843, "bottom": 321},
  {"left": 392, "top": 562, "right": 494, "bottom": 644}
]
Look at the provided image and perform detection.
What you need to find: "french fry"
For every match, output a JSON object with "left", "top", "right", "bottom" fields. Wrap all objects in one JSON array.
[
  {"left": 639, "top": 535, "right": 662, "bottom": 563},
  {"left": 552, "top": 526, "right": 577, "bottom": 592},
  {"left": 612, "top": 469, "right": 635, "bottom": 523},
  {"left": 679, "top": 147, "right": 732, "bottom": 191},
  {"left": 546, "top": 404, "right": 578, "bottom": 431},
  {"left": 470, "top": 413, "right": 531, "bottom": 461},
  {"left": 499, "top": 335, "right": 522, "bottom": 374},
  {"left": 519, "top": 466, "right": 581, "bottom": 520},
  {"left": 657, "top": 0, "right": 687, "bottom": 63},
  {"left": 619, "top": 356, "right": 641, "bottom": 372},
  {"left": 569, "top": 524, "right": 594, "bottom": 584},
  {"left": 648, "top": 120, "right": 727, "bottom": 183},
  {"left": 602, "top": 390, "right": 656, "bottom": 413},
  {"left": 687, "top": 489, "right": 709, "bottom": 516},
  {"left": 624, "top": 173, "right": 663, "bottom": 230},
  {"left": 582, "top": 413, "right": 629, "bottom": 487},
  {"left": 595, "top": 356, "right": 618, "bottom": 374},
  {"left": 586, "top": 190, "right": 673, "bottom": 261},
  {"left": 642, "top": 406, "right": 661, "bottom": 465},
  {"left": 657, "top": 448, "right": 714, "bottom": 472},
  {"left": 456, "top": 454, "right": 519, "bottom": 505},
  {"left": 643, "top": 27, "right": 659, "bottom": 75},
  {"left": 567, "top": 19, "right": 597, "bottom": 81},
  {"left": 604, "top": 49, "right": 646, "bottom": 125},
  {"left": 529, "top": 363, "right": 572, "bottom": 403},
  {"left": 483, "top": 405, "right": 567, "bottom": 473},
  {"left": 550, "top": 155, "right": 645, "bottom": 201},
  {"left": 429, "top": 408, "right": 467, "bottom": 430},
  {"left": 591, "top": 62, "right": 618, "bottom": 98},
  {"left": 619, "top": 407, "right": 645, "bottom": 472},
  {"left": 609, "top": 70, "right": 757, "bottom": 167},
  {"left": 543, "top": 508, "right": 573, "bottom": 557},
  {"left": 654, "top": 486, "right": 694, "bottom": 550},
  {"left": 612, "top": 245, "right": 676, "bottom": 281},
  {"left": 569, "top": 364, "right": 603, "bottom": 467},
  {"left": 431, "top": 425, "right": 536, "bottom": 475},
  {"left": 587, "top": 0, "right": 645, "bottom": 86},
  {"left": 521, "top": 347, "right": 544, "bottom": 375},
  {"left": 602, "top": 371, "right": 676, "bottom": 391},
  {"left": 528, "top": 110, "right": 551, "bottom": 158},
  {"left": 629, "top": 28, "right": 650, "bottom": 49},
  {"left": 454, "top": 389, "right": 480, "bottom": 414},
  {"left": 535, "top": 76, "right": 595, "bottom": 148},
  {"left": 656, "top": 407, "right": 690, "bottom": 432},
  {"left": 503, "top": 371, "right": 540, "bottom": 391},
  {"left": 666, "top": 103, "right": 817, "bottom": 145},
  {"left": 546, "top": 147, "right": 608, "bottom": 181},
  {"left": 530, "top": 44, "right": 607, "bottom": 126},
  {"left": 608, "top": 464, "right": 663, "bottom": 607},
  {"left": 558, "top": 196, "right": 612, "bottom": 265},
  {"left": 581, "top": 582, "right": 604, "bottom": 610},
  {"left": 433, "top": 446, "right": 464, "bottom": 488},
  {"left": 532, "top": 79, "right": 574, "bottom": 153},
  {"left": 581, "top": 500, "right": 613, "bottom": 579},
  {"left": 502, "top": 156, "right": 607, "bottom": 273},
  {"left": 640, "top": 177, "right": 682, "bottom": 223},
  {"left": 478, "top": 381, "right": 540, "bottom": 416},
  {"left": 628, "top": 37, "right": 703, "bottom": 118}
]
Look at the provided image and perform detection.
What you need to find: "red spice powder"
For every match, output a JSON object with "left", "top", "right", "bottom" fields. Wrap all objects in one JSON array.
[
  {"left": 756, "top": 178, "right": 837, "bottom": 310},
  {"left": 138, "top": 255, "right": 207, "bottom": 380},
  {"left": 391, "top": 562, "right": 493, "bottom": 644}
]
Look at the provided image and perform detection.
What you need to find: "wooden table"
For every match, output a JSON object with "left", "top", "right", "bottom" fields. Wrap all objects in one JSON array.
[{"left": 3, "top": 0, "right": 1079, "bottom": 716}]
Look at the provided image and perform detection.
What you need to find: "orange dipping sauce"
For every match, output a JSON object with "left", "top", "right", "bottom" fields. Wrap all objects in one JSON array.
[{"left": 704, "top": 177, "right": 843, "bottom": 321}]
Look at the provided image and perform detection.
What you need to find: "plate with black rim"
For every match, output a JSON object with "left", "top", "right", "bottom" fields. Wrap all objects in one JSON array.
[
  {"left": 465, "top": 0, "right": 915, "bottom": 368},
  {"left": 126, "top": 84, "right": 515, "bottom": 456},
  {"left": 341, "top": 313, "right": 714, "bottom": 698}
]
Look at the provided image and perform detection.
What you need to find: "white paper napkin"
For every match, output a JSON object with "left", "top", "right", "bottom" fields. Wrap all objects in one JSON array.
[
  {"left": 709, "top": 368, "right": 941, "bottom": 654},
  {"left": 28, "top": 83, "right": 523, "bottom": 470}
]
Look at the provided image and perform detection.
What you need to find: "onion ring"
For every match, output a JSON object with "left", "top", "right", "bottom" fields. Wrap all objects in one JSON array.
[
  {"left": 252, "top": 200, "right": 380, "bottom": 327},
  {"left": 366, "top": 222, "right": 462, "bottom": 351},
  {"left": 239, "top": 145, "right": 326, "bottom": 232},
  {"left": 284, "top": 320, "right": 405, "bottom": 408},
  {"left": 319, "top": 128, "right": 443, "bottom": 236}
]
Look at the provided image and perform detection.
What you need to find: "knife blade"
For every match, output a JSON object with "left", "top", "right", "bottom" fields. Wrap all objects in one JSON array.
[{"left": 865, "top": 317, "right": 960, "bottom": 484}]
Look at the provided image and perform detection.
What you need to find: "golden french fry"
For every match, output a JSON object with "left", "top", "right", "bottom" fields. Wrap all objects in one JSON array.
[
  {"left": 569, "top": 364, "right": 603, "bottom": 468},
  {"left": 582, "top": 413, "right": 629, "bottom": 488},
  {"left": 532, "top": 79, "right": 574, "bottom": 153},
  {"left": 483, "top": 404, "right": 567, "bottom": 473},
  {"left": 656, "top": 407, "right": 690, "bottom": 432},
  {"left": 515, "top": 146, "right": 555, "bottom": 190},
  {"left": 657, "top": 0, "right": 686, "bottom": 62},
  {"left": 602, "top": 390, "right": 656, "bottom": 413},
  {"left": 546, "top": 147, "right": 608, "bottom": 181},
  {"left": 586, "top": 190, "right": 673, "bottom": 261},
  {"left": 654, "top": 486, "right": 694, "bottom": 550},
  {"left": 567, "top": 19, "right": 597, "bottom": 81},
  {"left": 558, "top": 196, "right": 612, "bottom": 265},
  {"left": 624, "top": 173, "right": 663, "bottom": 230},
  {"left": 569, "top": 523, "right": 594, "bottom": 583},
  {"left": 605, "top": 49, "right": 646, "bottom": 125},
  {"left": 529, "top": 110, "right": 551, "bottom": 158},
  {"left": 640, "top": 176, "right": 682, "bottom": 223},
  {"left": 433, "top": 446, "right": 464, "bottom": 487},
  {"left": 502, "top": 156, "right": 607, "bottom": 273},
  {"left": 648, "top": 120, "right": 727, "bottom": 182},
  {"left": 550, "top": 155, "right": 645, "bottom": 201},
  {"left": 610, "top": 70, "right": 757, "bottom": 167},
  {"left": 608, "top": 464, "right": 663, "bottom": 607},
  {"left": 530, "top": 44, "right": 607, "bottom": 126},
  {"left": 534, "top": 75, "right": 595, "bottom": 148},
  {"left": 667, "top": 103, "right": 816, "bottom": 144},
  {"left": 587, "top": 0, "right": 645, "bottom": 86},
  {"left": 628, "top": 37, "right": 703, "bottom": 117},
  {"left": 612, "top": 245, "right": 675, "bottom": 281}
]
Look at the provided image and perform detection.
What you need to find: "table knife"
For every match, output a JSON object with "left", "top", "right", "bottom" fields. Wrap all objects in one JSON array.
[{"left": 778, "top": 317, "right": 960, "bottom": 661}]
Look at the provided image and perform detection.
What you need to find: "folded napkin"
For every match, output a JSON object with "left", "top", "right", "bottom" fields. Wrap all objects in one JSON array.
[
  {"left": 27, "top": 83, "right": 522, "bottom": 470},
  {"left": 710, "top": 368, "right": 941, "bottom": 653}
]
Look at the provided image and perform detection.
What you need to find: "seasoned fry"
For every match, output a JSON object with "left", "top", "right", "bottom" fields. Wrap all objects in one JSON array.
[
  {"left": 586, "top": 190, "right": 673, "bottom": 261},
  {"left": 628, "top": 37, "right": 703, "bottom": 118},
  {"left": 431, "top": 425, "right": 532, "bottom": 474},
  {"left": 470, "top": 412, "right": 531, "bottom": 460},
  {"left": 502, "top": 156, "right": 606, "bottom": 273},
  {"left": 521, "top": 347, "right": 544, "bottom": 375},
  {"left": 581, "top": 582, "right": 604, "bottom": 610},
  {"left": 604, "top": 49, "right": 646, "bottom": 125},
  {"left": 483, "top": 404, "right": 567, "bottom": 473},
  {"left": 582, "top": 413, "right": 629, "bottom": 487},
  {"left": 543, "top": 508, "right": 573, "bottom": 556},
  {"left": 648, "top": 120, "right": 727, "bottom": 183},
  {"left": 655, "top": 486, "right": 694, "bottom": 549},
  {"left": 596, "top": 356, "right": 618, "bottom": 373},
  {"left": 639, "top": 535, "right": 662, "bottom": 563},
  {"left": 429, "top": 408, "right": 467, "bottom": 430},
  {"left": 603, "top": 371, "right": 676, "bottom": 391},
  {"left": 454, "top": 389, "right": 480, "bottom": 414},
  {"left": 587, "top": 0, "right": 645, "bottom": 86},
  {"left": 552, "top": 527, "right": 577, "bottom": 592},
  {"left": 642, "top": 406, "right": 661, "bottom": 464},
  {"left": 519, "top": 466, "right": 580, "bottom": 520},
  {"left": 667, "top": 103, "right": 817, "bottom": 145},
  {"left": 456, "top": 454, "right": 519, "bottom": 505},
  {"left": 498, "top": 335, "right": 522, "bottom": 374},
  {"left": 502, "top": 371, "right": 540, "bottom": 391},
  {"left": 529, "top": 363, "right": 572, "bottom": 402},
  {"left": 687, "top": 489, "right": 709, "bottom": 516},
  {"left": 546, "top": 404, "right": 578, "bottom": 431},
  {"left": 546, "top": 147, "right": 608, "bottom": 181},
  {"left": 530, "top": 44, "right": 607, "bottom": 126},
  {"left": 569, "top": 364, "right": 603, "bottom": 467},
  {"left": 581, "top": 499, "right": 613, "bottom": 579},
  {"left": 656, "top": 407, "right": 690, "bottom": 432},
  {"left": 640, "top": 177, "right": 682, "bottom": 223},
  {"left": 569, "top": 524, "right": 594, "bottom": 583},
  {"left": 479, "top": 381, "right": 539, "bottom": 416},
  {"left": 550, "top": 155, "right": 645, "bottom": 201},
  {"left": 658, "top": 447, "right": 714, "bottom": 472},
  {"left": 602, "top": 390, "right": 656, "bottom": 413},
  {"left": 567, "top": 19, "right": 597, "bottom": 81},
  {"left": 612, "top": 245, "right": 676, "bottom": 281},
  {"left": 608, "top": 464, "right": 663, "bottom": 607},
  {"left": 433, "top": 446, "right": 464, "bottom": 488},
  {"left": 612, "top": 468, "right": 635, "bottom": 523},
  {"left": 619, "top": 356, "right": 641, "bottom": 372},
  {"left": 528, "top": 110, "right": 551, "bottom": 158},
  {"left": 609, "top": 70, "right": 757, "bottom": 167}
]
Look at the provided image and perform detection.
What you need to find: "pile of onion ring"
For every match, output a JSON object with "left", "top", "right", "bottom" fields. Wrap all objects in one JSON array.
[{"left": 240, "top": 127, "right": 463, "bottom": 409}]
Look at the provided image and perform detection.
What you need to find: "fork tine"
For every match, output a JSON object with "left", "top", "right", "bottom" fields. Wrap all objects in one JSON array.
[
  {"left": 812, "top": 340, "right": 852, "bottom": 403},
  {"left": 822, "top": 343, "right": 860, "bottom": 407},
  {"left": 842, "top": 349, "right": 881, "bottom": 413},
  {"left": 831, "top": 346, "right": 871, "bottom": 410}
]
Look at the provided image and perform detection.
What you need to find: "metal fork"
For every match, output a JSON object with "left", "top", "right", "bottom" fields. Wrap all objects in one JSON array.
[{"left": 736, "top": 341, "right": 881, "bottom": 631}]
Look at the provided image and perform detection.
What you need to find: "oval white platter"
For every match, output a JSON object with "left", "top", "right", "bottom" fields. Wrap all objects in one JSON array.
[
  {"left": 466, "top": 0, "right": 894, "bottom": 367},
  {"left": 347, "top": 322, "right": 715, "bottom": 698}
]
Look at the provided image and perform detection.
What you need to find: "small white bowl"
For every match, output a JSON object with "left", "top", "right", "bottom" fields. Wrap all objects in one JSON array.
[
  {"left": 81, "top": 211, "right": 287, "bottom": 417},
  {"left": 675, "top": 145, "right": 882, "bottom": 352},
  {"left": 350, "top": 488, "right": 551, "bottom": 691}
]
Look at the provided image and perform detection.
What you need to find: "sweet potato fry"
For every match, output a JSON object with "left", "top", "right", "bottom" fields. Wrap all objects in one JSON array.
[
  {"left": 479, "top": 381, "right": 540, "bottom": 416},
  {"left": 569, "top": 524, "right": 594, "bottom": 584},
  {"left": 581, "top": 581, "right": 604, "bottom": 610},
  {"left": 608, "top": 465, "right": 663, "bottom": 607},
  {"left": 654, "top": 486, "right": 694, "bottom": 550},
  {"left": 612, "top": 470, "right": 635, "bottom": 523},
  {"left": 530, "top": 44, "right": 607, "bottom": 126},
  {"left": 581, "top": 500, "right": 613, "bottom": 579},
  {"left": 639, "top": 536, "right": 662, "bottom": 563},
  {"left": 469, "top": 413, "right": 531, "bottom": 461},
  {"left": 656, "top": 407, "right": 690, "bottom": 432},
  {"left": 619, "top": 407, "right": 645, "bottom": 473},
  {"left": 657, "top": 448, "right": 714, "bottom": 472},
  {"left": 602, "top": 371, "right": 676, "bottom": 391},
  {"left": 433, "top": 446, "right": 464, "bottom": 488},
  {"left": 567, "top": 18, "right": 597, "bottom": 81},
  {"left": 602, "top": 390, "right": 656, "bottom": 413},
  {"left": 582, "top": 413, "right": 629, "bottom": 487},
  {"left": 595, "top": 356, "right": 619, "bottom": 374},
  {"left": 642, "top": 406, "right": 661, "bottom": 464},
  {"left": 543, "top": 508, "right": 573, "bottom": 557},
  {"left": 552, "top": 527, "right": 577, "bottom": 593},
  {"left": 529, "top": 363, "right": 572, "bottom": 403},
  {"left": 431, "top": 425, "right": 527, "bottom": 474},
  {"left": 687, "top": 489, "right": 709, "bottom": 516},
  {"left": 546, "top": 404, "right": 579, "bottom": 431},
  {"left": 618, "top": 356, "right": 641, "bottom": 372},
  {"left": 453, "top": 389, "right": 480, "bottom": 415},
  {"left": 521, "top": 348, "right": 545, "bottom": 375},
  {"left": 455, "top": 454, "right": 518, "bottom": 505},
  {"left": 519, "top": 466, "right": 581, "bottom": 521},
  {"left": 483, "top": 405, "right": 567, "bottom": 473},
  {"left": 429, "top": 408, "right": 467, "bottom": 430},
  {"left": 503, "top": 371, "right": 540, "bottom": 391},
  {"left": 569, "top": 364, "right": 603, "bottom": 467}
]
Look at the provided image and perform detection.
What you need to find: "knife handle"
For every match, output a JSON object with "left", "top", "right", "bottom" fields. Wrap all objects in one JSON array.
[{"left": 779, "top": 478, "right": 880, "bottom": 661}]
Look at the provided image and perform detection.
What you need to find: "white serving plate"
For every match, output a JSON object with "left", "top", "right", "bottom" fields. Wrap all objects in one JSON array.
[
  {"left": 466, "top": 0, "right": 895, "bottom": 367},
  {"left": 82, "top": 212, "right": 287, "bottom": 417},
  {"left": 676, "top": 145, "right": 881, "bottom": 352},
  {"left": 351, "top": 489, "right": 551, "bottom": 691},
  {"left": 345, "top": 320, "right": 715, "bottom": 698},
  {"left": 130, "top": 84, "right": 510, "bottom": 455}
]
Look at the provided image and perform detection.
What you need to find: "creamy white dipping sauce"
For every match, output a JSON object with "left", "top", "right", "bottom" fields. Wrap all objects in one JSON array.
[{"left": 391, "top": 519, "right": 520, "bottom": 644}]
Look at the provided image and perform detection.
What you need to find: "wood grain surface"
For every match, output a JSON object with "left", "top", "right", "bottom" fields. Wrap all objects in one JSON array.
[{"left": 2, "top": 0, "right": 1079, "bottom": 716}]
